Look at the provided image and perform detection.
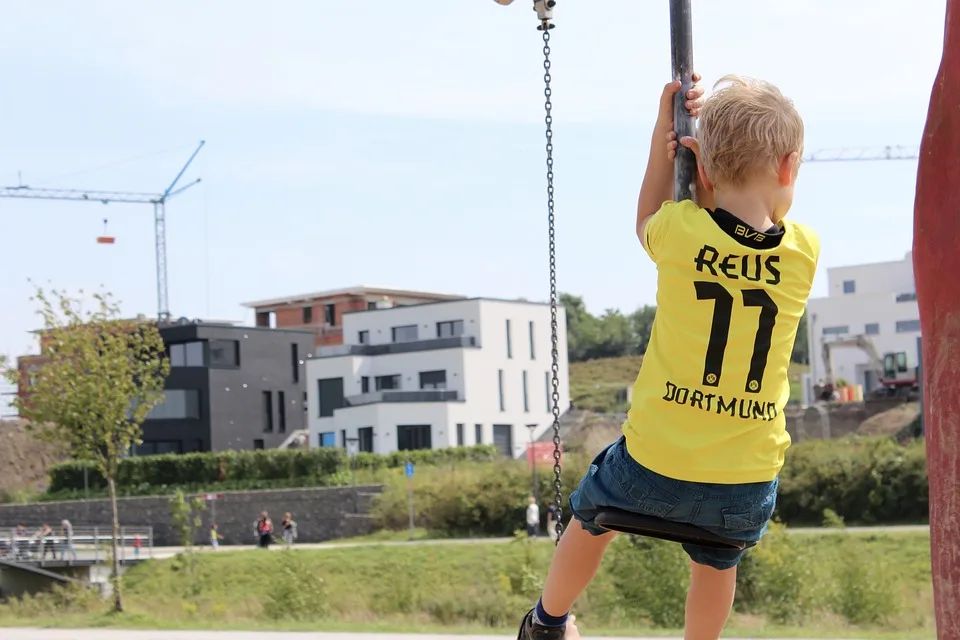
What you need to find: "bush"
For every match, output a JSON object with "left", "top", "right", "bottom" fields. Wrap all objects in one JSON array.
[
  {"left": 47, "top": 444, "right": 500, "bottom": 494},
  {"left": 777, "top": 436, "right": 928, "bottom": 525}
]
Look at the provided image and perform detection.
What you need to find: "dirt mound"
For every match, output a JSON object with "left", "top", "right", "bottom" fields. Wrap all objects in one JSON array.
[
  {"left": 857, "top": 402, "right": 921, "bottom": 437},
  {"left": 0, "top": 420, "right": 65, "bottom": 497}
]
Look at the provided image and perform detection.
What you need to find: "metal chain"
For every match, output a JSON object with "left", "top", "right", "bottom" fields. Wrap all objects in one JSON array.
[{"left": 542, "top": 26, "right": 563, "bottom": 545}]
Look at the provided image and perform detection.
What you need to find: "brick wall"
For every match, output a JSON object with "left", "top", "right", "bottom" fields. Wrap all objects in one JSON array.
[{"left": 0, "top": 485, "right": 382, "bottom": 547}]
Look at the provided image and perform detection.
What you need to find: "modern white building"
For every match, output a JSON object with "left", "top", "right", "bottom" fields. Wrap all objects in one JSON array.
[
  {"left": 304, "top": 297, "right": 570, "bottom": 458},
  {"left": 806, "top": 252, "right": 921, "bottom": 397}
]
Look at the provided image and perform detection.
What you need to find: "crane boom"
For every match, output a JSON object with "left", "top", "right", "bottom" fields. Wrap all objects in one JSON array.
[
  {"left": 0, "top": 140, "right": 205, "bottom": 322},
  {"left": 803, "top": 145, "right": 919, "bottom": 163}
]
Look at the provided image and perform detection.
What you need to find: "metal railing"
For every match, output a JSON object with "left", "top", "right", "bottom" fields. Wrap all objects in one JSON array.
[{"left": 0, "top": 525, "right": 154, "bottom": 563}]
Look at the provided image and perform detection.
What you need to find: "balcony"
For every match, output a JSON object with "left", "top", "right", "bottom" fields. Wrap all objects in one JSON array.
[
  {"left": 345, "top": 389, "right": 461, "bottom": 407},
  {"left": 316, "top": 335, "right": 478, "bottom": 358}
]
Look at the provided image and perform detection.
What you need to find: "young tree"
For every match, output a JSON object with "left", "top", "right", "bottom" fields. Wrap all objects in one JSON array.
[{"left": 2, "top": 285, "right": 169, "bottom": 613}]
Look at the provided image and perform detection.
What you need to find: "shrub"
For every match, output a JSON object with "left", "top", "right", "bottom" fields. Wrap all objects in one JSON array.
[
  {"left": 605, "top": 536, "right": 689, "bottom": 628},
  {"left": 47, "top": 444, "right": 500, "bottom": 494},
  {"left": 829, "top": 546, "right": 900, "bottom": 625}
]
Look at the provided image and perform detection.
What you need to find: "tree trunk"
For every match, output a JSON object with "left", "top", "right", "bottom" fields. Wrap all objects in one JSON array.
[{"left": 107, "top": 476, "right": 124, "bottom": 613}]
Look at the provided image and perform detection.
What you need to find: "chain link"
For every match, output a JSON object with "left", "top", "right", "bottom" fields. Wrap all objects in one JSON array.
[{"left": 541, "top": 27, "right": 563, "bottom": 546}]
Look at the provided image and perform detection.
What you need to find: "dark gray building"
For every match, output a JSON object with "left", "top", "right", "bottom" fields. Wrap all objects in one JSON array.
[{"left": 136, "top": 322, "right": 313, "bottom": 455}]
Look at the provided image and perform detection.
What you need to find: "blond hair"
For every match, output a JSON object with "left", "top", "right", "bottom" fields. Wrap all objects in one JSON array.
[{"left": 697, "top": 75, "right": 804, "bottom": 188}]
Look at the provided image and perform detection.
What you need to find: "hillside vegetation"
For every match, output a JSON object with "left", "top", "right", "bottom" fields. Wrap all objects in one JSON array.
[
  {"left": 569, "top": 355, "right": 810, "bottom": 414},
  {"left": 0, "top": 530, "right": 934, "bottom": 637},
  {"left": 0, "top": 420, "right": 64, "bottom": 500}
]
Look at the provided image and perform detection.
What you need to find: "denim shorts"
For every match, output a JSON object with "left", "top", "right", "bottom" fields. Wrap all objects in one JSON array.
[{"left": 568, "top": 436, "right": 778, "bottom": 570}]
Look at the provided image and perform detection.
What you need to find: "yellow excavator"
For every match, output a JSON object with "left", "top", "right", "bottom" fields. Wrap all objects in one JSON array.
[{"left": 820, "top": 335, "right": 919, "bottom": 401}]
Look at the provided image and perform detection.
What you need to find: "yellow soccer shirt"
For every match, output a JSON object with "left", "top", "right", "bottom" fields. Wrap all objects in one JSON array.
[{"left": 624, "top": 200, "right": 820, "bottom": 484}]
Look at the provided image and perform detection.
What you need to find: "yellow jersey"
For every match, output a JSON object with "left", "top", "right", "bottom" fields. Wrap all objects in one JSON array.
[{"left": 624, "top": 200, "right": 820, "bottom": 484}]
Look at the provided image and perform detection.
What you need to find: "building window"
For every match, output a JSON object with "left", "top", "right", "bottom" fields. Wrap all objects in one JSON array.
[
  {"left": 255, "top": 311, "right": 272, "bottom": 328},
  {"left": 358, "top": 330, "right": 369, "bottom": 344},
  {"left": 319, "top": 432, "right": 336, "bottom": 447},
  {"left": 341, "top": 429, "right": 347, "bottom": 450},
  {"left": 358, "top": 426, "right": 374, "bottom": 453},
  {"left": 437, "top": 320, "right": 464, "bottom": 338},
  {"left": 842, "top": 280, "right": 856, "bottom": 294},
  {"left": 262, "top": 391, "right": 274, "bottom": 433},
  {"left": 317, "top": 378, "right": 345, "bottom": 417},
  {"left": 391, "top": 324, "right": 418, "bottom": 343},
  {"left": 291, "top": 343, "right": 299, "bottom": 383},
  {"left": 367, "top": 301, "right": 377, "bottom": 310},
  {"left": 361, "top": 376, "right": 370, "bottom": 393},
  {"left": 475, "top": 424, "right": 483, "bottom": 444},
  {"left": 208, "top": 340, "right": 239, "bottom": 368},
  {"left": 522, "top": 370, "right": 529, "bottom": 413},
  {"left": 822, "top": 325, "right": 849, "bottom": 336},
  {"left": 325, "top": 304, "right": 336, "bottom": 325},
  {"left": 529, "top": 321, "right": 536, "bottom": 360},
  {"left": 145, "top": 390, "right": 201, "bottom": 420},
  {"left": 253, "top": 439, "right": 265, "bottom": 450},
  {"left": 865, "top": 323, "right": 880, "bottom": 336},
  {"left": 896, "top": 292, "right": 917, "bottom": 302},
  {"left": 375, "top": 374, "right": 401, "bottom": 391},
  {"left": 397, "top": 425, "right": 432, "bottom": 451},
  {"left": 302, "top": 306, "right": 313, "bottom": 324},
  {"left": 493, "top": 424, "right": 513, "bottom": 457},
  {"left": 896, "top": 319, "right": 921, "bottom": 333},
  {"left": 498, "top": 369, "right": 505, "bottom": 411},
  {"left": 456, "top": 423, "right": 465, "bottom": 446},
  {"left": 545, "top": 371, "right": 552, "bottom": 411},
  {"left": 506, "top": 319, "right": 513, "bottom": 358},
  {"left": 278, "top": 391, "right": 286, "bottom": 433},
  {"left": 419, "top": 370, "right": 447, "bottom": 390},
  {"left": 169, "top": 341, "right": 204, "bottom": 367}
]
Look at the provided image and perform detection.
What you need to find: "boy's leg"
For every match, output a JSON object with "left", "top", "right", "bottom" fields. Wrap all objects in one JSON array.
[
  {"left": 519, "top": 438, "right": 633, "bottom": 639},
  {"left": 684, "top": 562, "right": 737, "bottom": 640},
  {"left": 540, "top": 518, "right": 617, "bottom": 616}
]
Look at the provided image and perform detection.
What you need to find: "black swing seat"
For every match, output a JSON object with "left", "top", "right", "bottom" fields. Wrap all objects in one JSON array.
[{"left": 594, "top": 508, "right": 746, "bottom": 551}]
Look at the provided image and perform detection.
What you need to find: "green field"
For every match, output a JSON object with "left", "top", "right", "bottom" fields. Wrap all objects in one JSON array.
[
  {"left": 570, "top": 355, "right": 810, "bottom": 413},
  {"left": 0, "top": 529, "right": 934, "bottom": 639}
]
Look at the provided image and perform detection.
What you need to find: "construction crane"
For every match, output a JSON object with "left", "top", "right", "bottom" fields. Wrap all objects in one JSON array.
[
  {"left": 0, "top": 141, "right": 205, "bottom": 323},
  {"left": 803, "top": 145, "right": 919, "bottom": 163}
]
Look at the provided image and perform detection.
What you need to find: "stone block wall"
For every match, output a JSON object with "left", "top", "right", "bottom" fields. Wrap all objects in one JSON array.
[{"left": 0, "top": 485, "right": 382, "bottom": 547}]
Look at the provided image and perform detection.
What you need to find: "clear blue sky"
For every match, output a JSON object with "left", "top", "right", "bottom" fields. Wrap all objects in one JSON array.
[{"left": 0, "top": 0, "right": 945, "bottom": 376}]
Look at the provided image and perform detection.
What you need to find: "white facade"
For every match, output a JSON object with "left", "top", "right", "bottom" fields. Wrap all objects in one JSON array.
[
  {"left": 806, "top": 252, "right": 921, "bottom": 394},
  {"left": 304, "top": 298, "right": 570, "bottom": 459}
]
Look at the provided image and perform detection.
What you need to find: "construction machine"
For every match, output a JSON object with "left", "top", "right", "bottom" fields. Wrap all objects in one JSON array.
[{"left": 819, "top": 334, "right": 918, "bottom": 401}]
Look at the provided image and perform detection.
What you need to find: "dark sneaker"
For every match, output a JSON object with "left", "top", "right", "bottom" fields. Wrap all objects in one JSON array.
[{"left": 517, "top": 608, "right": 566, "bottom": 640}]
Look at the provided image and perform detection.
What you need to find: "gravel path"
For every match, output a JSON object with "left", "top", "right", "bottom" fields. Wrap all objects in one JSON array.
[{"left": 2, "top": 632, "right": 868, "bottom": 640}]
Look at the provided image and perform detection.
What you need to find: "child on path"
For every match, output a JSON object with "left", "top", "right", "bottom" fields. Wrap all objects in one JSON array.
[
  {"left": 210, "top": 524, "right": 223, "bottom": 551},
  {"left": 516, "top": 73, "right": 818, "bottom": 640}
]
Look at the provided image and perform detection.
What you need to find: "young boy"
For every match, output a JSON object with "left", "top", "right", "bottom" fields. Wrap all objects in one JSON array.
[{"left": 517, "top": 74, "right": 819, "bottom": 640}]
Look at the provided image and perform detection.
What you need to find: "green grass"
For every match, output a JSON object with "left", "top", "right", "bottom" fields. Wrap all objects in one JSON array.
[
  {"left": 0, "top": 529, "right": 934, "bottom": 639},
  {"left": 570, "top": 355, "right": 810, "bottom": 413}
]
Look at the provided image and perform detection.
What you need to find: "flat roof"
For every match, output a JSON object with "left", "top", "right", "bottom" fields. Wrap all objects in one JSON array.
[
  {"left": 342, "top": 296, "right": 553, "bottom": 316},
  {"left": 241, "top": 285, "right": 465, "bottom": 309}
]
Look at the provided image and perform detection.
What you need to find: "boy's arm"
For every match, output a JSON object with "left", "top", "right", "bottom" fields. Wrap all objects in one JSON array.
[{"left": 637, "top": 75, "right": 706, "bottom": 251}]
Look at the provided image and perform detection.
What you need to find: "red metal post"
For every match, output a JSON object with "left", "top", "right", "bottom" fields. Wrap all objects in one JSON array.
[{"left": 913, "top": 1, "right": 960, "bottom": 636}]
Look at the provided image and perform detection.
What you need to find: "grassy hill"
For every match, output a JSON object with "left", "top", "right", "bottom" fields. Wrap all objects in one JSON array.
[{"left": 570, "top": 355, "right": 809, "bottom": 414}]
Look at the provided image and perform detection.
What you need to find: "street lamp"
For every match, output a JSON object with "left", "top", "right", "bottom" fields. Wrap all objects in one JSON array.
[{"left": 526, "top": 423, "right": 539, "bottom": 506}]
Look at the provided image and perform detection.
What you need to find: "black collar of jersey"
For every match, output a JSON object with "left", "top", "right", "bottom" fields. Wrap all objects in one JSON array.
[{"left": 708, "top": 207, "right": 784, "bottom": 249}]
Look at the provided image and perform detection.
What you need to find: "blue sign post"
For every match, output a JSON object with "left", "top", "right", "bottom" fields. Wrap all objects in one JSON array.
[{"left": 405, "top": 462, "right": 415, "bottom": 540}]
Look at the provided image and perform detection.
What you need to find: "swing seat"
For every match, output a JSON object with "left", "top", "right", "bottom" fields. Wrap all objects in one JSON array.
[{"left": 594, "top": 508, "right": 746, "bottom": 551}]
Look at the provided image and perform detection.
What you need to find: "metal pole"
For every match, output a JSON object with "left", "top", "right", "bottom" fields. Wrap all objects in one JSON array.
[
  {"left": 407, "top": 480, "right": 415, "bottom": 541},
  {"left": 669, "top": 0, "right": 697, "bottom": 202}
]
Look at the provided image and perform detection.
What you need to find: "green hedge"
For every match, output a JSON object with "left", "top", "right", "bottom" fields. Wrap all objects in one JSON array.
[
  {"left": 371, "top": 436, "right": 929, "bottom": 535},
  {"left": 47, "top": 444, "right": 501, "bottom": 494}
]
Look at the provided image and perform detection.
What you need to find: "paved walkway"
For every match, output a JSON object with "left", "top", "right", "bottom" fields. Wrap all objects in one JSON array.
[
  {"left": 4, "top": 631, "right": 871, "bottom": 640},
  {"left": 144, "top": 524, "right": 930, "bottom": 560}
]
